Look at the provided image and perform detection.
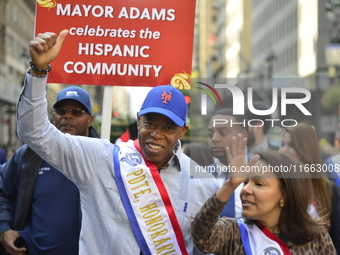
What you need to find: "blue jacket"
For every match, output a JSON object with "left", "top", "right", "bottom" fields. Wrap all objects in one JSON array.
[
  {"left": 0, "top": 145, "right": 42, "bottom": 234},
  {"left": 0, "top": 126, "right": 98, "bottom": 254}
]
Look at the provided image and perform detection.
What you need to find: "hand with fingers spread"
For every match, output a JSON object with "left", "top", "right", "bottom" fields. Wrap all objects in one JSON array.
[
  {"left": 29, "top": 30, "right": 68, "bottom": 74},
  {"left": 227, "top": 133, "right": 260, "bottom": 184},
  {"left": 216, "top": 133, "right": 260, "bottom": 202}
]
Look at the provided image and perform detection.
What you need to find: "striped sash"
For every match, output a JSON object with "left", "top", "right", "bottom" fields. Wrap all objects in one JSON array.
[
  {"left": 237, "top": 218, "right": 291, "bottom": 255},
  {"left": 113, "top": 140, "right": 188, "bottom": 255}
]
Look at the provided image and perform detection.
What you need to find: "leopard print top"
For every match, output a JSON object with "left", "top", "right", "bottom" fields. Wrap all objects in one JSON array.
[{"left": 191, "top": 193, "right": 337, "bottom": 255}]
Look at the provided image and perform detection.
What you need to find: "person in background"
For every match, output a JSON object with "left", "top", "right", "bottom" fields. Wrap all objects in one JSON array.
[
  {"left": 0, "top": 86, "right": 98, "bottom": 255},
  {"left": 207, "top": 108, "right": 248, "bottom": 218},
  {"left": 115, "top": 121, "right": 138, "bottom": 144},
  {"left": 325, "top": 126, "right": 340, "bottom": 187},
  {"left": 16, "top": 30, "right": 219, "bottom": 254},
  {"left": 182, "top": 142, "right": 214, "bottom": 166},
  {"left": 279, "top": 122, "right": 340, "bottom": 254},
  {"left": 244, "top": 101, "right": 278, "bottom": 159},
  {"left": 192, "top": 134, "right": 337, "bottom": 254}
]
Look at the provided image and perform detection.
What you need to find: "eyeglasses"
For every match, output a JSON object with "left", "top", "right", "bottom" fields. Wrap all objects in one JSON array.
[{"left": 54, "top": 108, "right": 89, "bottom": 117}]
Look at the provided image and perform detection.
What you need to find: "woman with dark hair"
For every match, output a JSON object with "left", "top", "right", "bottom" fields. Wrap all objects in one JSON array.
[
  {"left": 280, "top": 123, "right": 340, "bottom": 253},
  {"left": 192, "top": 134, "right": 336, "bottom": 254}
]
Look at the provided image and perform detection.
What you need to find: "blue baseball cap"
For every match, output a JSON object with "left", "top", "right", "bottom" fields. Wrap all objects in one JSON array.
[
  {"left": 53, "top": 86, "right": 92, "bottom": 115},
  {"left": 138, "top": 85, "right": 187, "bottom": 127}
]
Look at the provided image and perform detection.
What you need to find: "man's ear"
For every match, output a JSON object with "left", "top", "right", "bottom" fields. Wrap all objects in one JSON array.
[
  {"left": 137, "top": 116, "right": 141, "bottom": 129},
  {"left": 178, "top": 125, "right": 189, "bottom": 139},
  {"left": 87, "top": 115, "right": 94, "bottom": 127}
]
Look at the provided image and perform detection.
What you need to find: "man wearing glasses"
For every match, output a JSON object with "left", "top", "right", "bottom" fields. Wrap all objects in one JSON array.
[{"left": 0, "top": 86, "right": 98, "bottom": 255}]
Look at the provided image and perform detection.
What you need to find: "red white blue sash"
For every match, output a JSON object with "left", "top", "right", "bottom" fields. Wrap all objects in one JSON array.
[
  {"left": 113, "top": 140, "right": 188, "bottom": 255},
  {"left": 237, "top": 218, "right": 291, "bottom": 255}
]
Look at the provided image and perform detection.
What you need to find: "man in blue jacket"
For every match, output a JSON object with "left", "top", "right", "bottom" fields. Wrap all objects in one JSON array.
[{"left": 0, "top": 86, "right": 98, "bottom": 255}]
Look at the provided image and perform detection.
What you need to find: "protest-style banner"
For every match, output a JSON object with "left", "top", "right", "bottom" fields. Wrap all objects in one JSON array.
[{"left": 35, "top": 0, "right": 195, "bottom": 89}]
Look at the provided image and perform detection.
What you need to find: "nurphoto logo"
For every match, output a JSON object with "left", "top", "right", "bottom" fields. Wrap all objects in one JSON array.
[{"left": 194, "top": 81, "right": 312, "bottom": 128}]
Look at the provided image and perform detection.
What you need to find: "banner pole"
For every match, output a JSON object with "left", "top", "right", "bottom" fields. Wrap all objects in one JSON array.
[{"left": 100, "top": 86, "right": 113, "bottom": 140}]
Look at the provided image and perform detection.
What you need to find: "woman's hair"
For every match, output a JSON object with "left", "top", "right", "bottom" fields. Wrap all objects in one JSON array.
[
  {"left": 182, "top": 142, "right": 214, "bottom": 166},
  {"left": 285, "top": 123, "right": 332, "bottom": 221},
  {"left": 255, "top": 151, "right": 324, "bottom": 245},
  {"left": 285, "top": 123, "right": 321, "bottom": 166}
]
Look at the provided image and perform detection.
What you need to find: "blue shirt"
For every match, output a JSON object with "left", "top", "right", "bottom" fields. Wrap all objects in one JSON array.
[{"left": 19, "top": 161, "right": 80, "bottom": 255}]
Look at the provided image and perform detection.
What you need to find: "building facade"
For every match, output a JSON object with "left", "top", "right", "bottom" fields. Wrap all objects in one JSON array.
[
  {"left": 195, "top": 0, "right": 336, "bottom": 140},
  {"left": 0, "top": 0, "right": 35, "bottom": 148}
]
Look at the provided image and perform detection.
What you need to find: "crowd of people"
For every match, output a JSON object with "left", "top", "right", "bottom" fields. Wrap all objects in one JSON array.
[{"left": 0, "top": 30, "right": 339, "bottom": 255}]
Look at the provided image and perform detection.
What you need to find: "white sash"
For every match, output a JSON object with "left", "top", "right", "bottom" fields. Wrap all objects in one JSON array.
[
  {"left": 113, "top": 140, "right": 188, "bottom": 255},
  {"left": 237, "top": 219, "right": 291, "bottom": 255}
]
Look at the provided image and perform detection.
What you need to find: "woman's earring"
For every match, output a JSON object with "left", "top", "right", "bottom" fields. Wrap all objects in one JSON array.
[{"left": 279, "top": 199, "right": 284, "bottom": 208}]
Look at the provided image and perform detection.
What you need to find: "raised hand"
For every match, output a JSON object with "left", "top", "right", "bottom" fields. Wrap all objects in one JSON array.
[
  {"left": 29, "top": 30, "right": 68, "bottom": 71},
  {"left": 226, "top": 134, "right": 259, "bottom": 184},
  {"left": 216, "top": 134, "right": 260, "bottom": 202}
]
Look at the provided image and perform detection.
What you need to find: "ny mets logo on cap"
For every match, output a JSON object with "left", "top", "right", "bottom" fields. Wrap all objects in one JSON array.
[
  {"left": 138, "top": 85, "right": 187, "bottom": 127},
  {"left": 66, "top": 91, "right": 80, "bottom": 97},
  {"left": 161, "top": 91, "right": 172, "bottom": 104}
]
